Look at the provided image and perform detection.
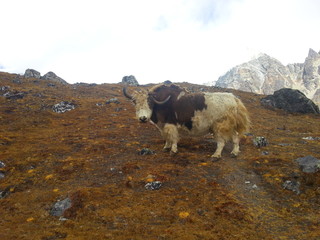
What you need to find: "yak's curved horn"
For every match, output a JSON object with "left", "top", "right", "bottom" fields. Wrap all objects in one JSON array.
[
  {"left": 152, "top": 95, "right": 171, "bottom": 105},
  {"left": 123, "top": 87, "right": 133, "bottom": 100}
]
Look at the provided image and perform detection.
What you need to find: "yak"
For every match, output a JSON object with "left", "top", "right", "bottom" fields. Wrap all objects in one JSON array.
[{"left": 123, "top": 83, "right": 250, "bottom": 158}]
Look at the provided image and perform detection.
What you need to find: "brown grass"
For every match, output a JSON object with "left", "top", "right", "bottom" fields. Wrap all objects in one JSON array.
[{"left": 0, "top": 72, "right": 319, "bottom": 239}]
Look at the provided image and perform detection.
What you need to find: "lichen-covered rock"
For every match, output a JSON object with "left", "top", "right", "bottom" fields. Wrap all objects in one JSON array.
[
  {"left": 253, "top": 136, "right": 268, "bottom": 147},
  {"left": 283, "top": 180, "right": 301, "bottom": 194},
  {"left": 145, "top": 181, "right": 162, "bottom": 190},
  {"left": 52, "top": 101, "right": 75, "bottom": 113}
]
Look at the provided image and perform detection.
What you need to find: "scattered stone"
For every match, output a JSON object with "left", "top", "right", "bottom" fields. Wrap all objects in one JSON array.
[
  {"left": 295, "top": 155, "right": 320, "bottom": 173},
  {"left": 163, "top": 80, "right": 172, "bottom": 84},
  {"left": 283, "top": 180, "right": 301, "bottom": 194},
  {"left": 106, "top": 98, "right": 120, "bottom": 104},
  {"left": 50, "top": 198, "right": 72, "bottom": 217},
  {"left": 145, "top": 181, "right": 162, "bottom": 190},
  {"left": 12, "top": 78, "right": 22, "bottom": 84},
  {"left": 302, "top": 136, "right": 320, "bottom": 141},
  {"left": 0, "top": 86, "right": 10, "bottom": 93},
  {"left": 138, "top": 148, "right": 155, "bottom": 155},
  {"left": 0, "top": 161, "right": 5, "bottom": 168},
  {"left": 278, "top": 143, "right": 292, "bottom": 147},
  {"left": 41, "top": 72, "right": 68, "bottom": 84},
  {"left": 47, "top": 83, "right": 56, "bottom": 87},
  {"left": 52, "top": 101, "right": 75, "bottom": 113},
  {"left": 253, "top": 136, "right": 268, "bottom": 147},
  {"left": 122, "top": 75, "right": 139, "bottom": 86},
  {"left": 3, "top": 91, "right": 26, "bottom": 100},
  {"left": 261, "top": 88, "right": 320, "bottom": 114},
  {"left": 24, "top": 69, "right": 41, "bottom": 79},
  {"left": 0, "top": 187, "right": 11, "bottom": 199},
  {"left": 261, "top": 151, "right": 269, "bottom": 155},
  {"left": 0, "top": 172, "right": 5, "bottom": 179}
]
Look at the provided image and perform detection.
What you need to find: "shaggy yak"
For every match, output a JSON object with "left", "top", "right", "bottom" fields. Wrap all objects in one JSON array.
[{"left": 123, "top": 84, "right": 250, "bottom": 158}]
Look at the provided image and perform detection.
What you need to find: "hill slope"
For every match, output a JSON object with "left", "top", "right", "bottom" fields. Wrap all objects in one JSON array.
[{"left": 0, "top": 72, "right": 320, "bottom": 239}]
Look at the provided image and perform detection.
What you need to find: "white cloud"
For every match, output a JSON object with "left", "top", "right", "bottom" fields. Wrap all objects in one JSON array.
[{"left": 0, "top": 0, "right": 319, "bottom": 84}]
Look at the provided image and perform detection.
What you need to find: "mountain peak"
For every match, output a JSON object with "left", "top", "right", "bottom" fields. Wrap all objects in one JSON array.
[
  {"left": 307, "top": 48, "right": 320, "bottom": 59},
  {"left": 215, "top": 48, "right": 320, "bottom": 106}
]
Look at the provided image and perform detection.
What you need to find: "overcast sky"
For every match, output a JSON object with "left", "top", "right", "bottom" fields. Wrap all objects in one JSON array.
[{"left": 1, "top": 0, "right": 320, "bottom": 85}]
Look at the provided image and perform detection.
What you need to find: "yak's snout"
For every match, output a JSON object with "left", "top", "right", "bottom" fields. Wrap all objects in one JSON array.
[{"left": 139, "top": 116, "right": 148, "bottom": 123}]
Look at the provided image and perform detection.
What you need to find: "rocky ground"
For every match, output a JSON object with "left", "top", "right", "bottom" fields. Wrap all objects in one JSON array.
[{"left": 0, "top": 72, "right": 320, "bottom": 240}]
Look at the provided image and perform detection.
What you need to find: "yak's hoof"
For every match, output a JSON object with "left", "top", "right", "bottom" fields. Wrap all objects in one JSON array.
[
  {"left": 162, "top": 148, "right": 171, "bottom": 152},
  {"left": 170, "top": 151, "right": 178, "bottom": 156},
  {"left": 231, "top": 153, "right": 238, "bottom": 158},
  {"left": 211, "top": 156, "right": 221, "bottom": 162}
]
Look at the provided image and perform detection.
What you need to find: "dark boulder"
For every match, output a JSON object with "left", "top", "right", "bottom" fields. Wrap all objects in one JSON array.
[{"left": 261, "top": 88, "right": 320, "bottom": 114}]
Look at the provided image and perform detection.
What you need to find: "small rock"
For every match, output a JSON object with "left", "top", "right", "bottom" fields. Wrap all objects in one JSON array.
[
  {"left": 50, "top": 198, "right": 72, "bottom": 217},
  {"left": 13, "top": 78, "right": 22, "bottom": 84},
  {"left": 3, "top": 91, "right": 25, "bottom": 100},
  {"left": 138, "top": 148, "right": 155, "bottom": 155},
  {"left": 0, "top": 86, "right": 10, "bottom": 93},
  {"left": 0, "top": 187, "right": 11, "bottom": 199},
  {"left": 283, "top": 180, "right": 301, "bottom": 194},
  {"left": 302, "top": 136, "right": 320, "bottom": 141},
  {"left": 278, "top": 143, "right": 292, "bottom": 146},
  {"left": 295, "top": 155, "right": 320, "bottom": 173},
  {"left": 52, "top": 101, "right": 75, "bottom": 113},
  {"left": 106, "top": 98, "right": 120, "bottom": 104},
  {"left": 0, "top": 161, "right": 5, "bottom": 168},
  {"left": 253, "top": 136, "right": 268, "bottom": 147},
  {"left": 145, "top": 181, "right": 162, "bottom": 190},
  {"left": 0, "top": 172, "right": 5, "bottom": 179}
]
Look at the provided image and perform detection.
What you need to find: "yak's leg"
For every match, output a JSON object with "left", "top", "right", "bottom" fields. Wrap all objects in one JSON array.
[
  {"left": 211, "top": 136, "right": 225, "bottom": 158},
  {"left": 163, "top": 140, "right": 172, "bottom": 152},
  {"left": 231, "top": 133, "right": 240, "bottom": 157},
  {"left": 163, "top": 124, "right": 179, "bottom": 154}
]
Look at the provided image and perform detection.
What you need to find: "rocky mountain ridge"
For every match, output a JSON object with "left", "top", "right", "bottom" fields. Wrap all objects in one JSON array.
[{"left": 215, "top": 48, "right": 320, "bottom": 106}]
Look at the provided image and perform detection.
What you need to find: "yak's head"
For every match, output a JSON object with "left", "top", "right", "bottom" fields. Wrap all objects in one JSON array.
[
  {"left": 123, "top": 87, "right": 170, "bottom": 123},
  {"left": 123, "top": 84, "right": 184, "bottom": 123}
]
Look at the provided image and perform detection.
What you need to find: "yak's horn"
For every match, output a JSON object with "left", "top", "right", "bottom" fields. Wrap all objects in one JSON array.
[
  {"left": 152, "top": 95, "right": 171, "bottom": 105},
  {"left": 123, "top": 87, "right": 133, "bottom": 100}
]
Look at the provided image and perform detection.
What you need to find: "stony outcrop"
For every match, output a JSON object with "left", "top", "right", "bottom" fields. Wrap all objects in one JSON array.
[
  {"left": 24, "top": 69, "right": 41, "bottom": 79},
  {"left": 41, "top": 71, "right": 68, "bottom": 84},
  {"left": 122, "top": 75, "right": 139, "bottom": 86},
  {"left": 215, "top": 49, "right": 320, "bottom": 106}
]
